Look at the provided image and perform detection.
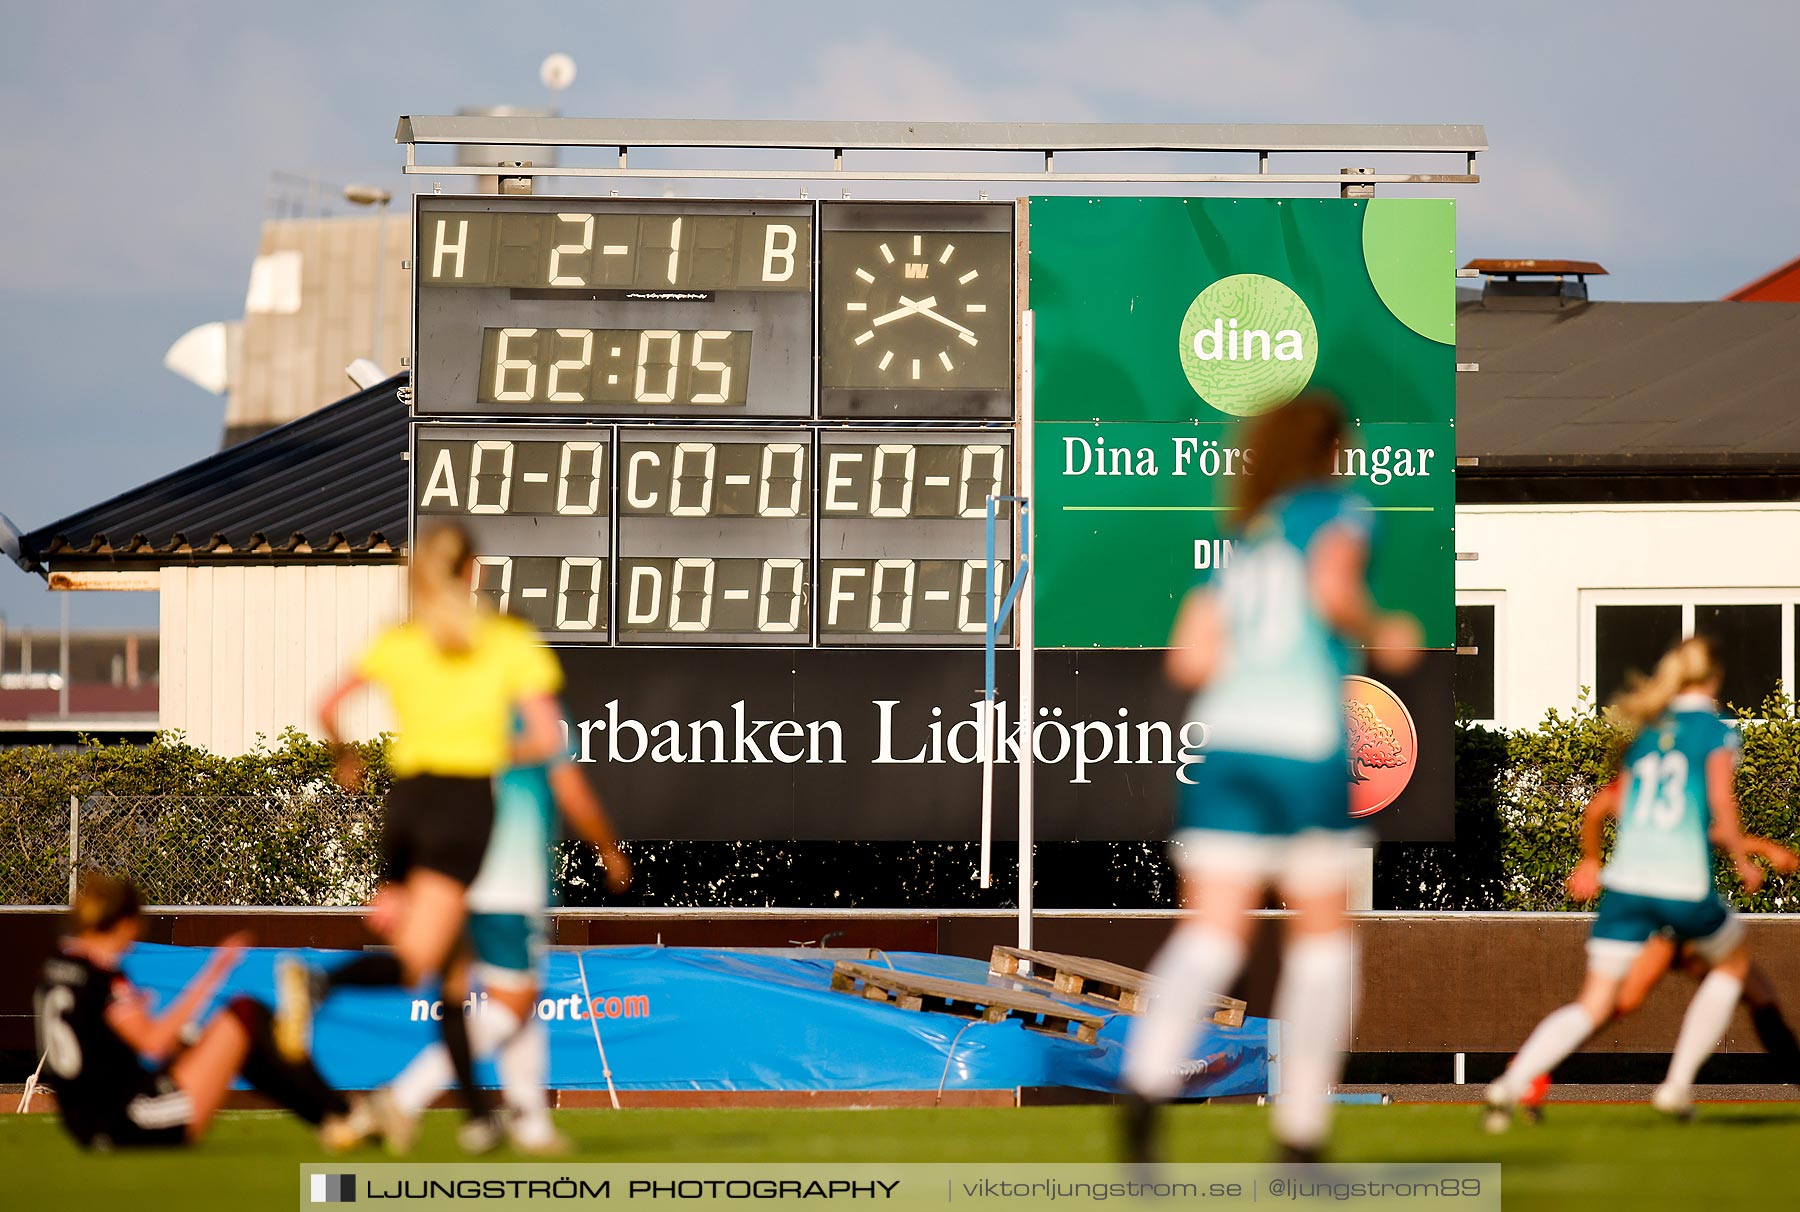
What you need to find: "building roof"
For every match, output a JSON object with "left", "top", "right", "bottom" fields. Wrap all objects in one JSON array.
[
  {"left": 1456, "top": 297, "right": 1800, "bottom": 471},
  {"left": 226, "top": 213, "right": 411, "bottom": 443},
  {"left": 1727, "top": 253, "right": 1800, "bottom": 303},
  {"left": 16, "top": 376, "right": 408, "bottom": 573}
]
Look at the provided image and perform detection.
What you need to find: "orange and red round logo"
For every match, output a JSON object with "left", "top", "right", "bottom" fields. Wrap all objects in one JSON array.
[{"left": 1343, "top": 675, "right": 1417, "bottom": 818}]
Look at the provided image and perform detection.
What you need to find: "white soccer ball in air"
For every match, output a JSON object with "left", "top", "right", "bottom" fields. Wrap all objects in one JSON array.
[{"left": 540, "top": 53, "right": 577, "bottom": 93}]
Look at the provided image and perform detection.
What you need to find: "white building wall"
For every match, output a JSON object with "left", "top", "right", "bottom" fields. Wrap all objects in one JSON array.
[
  {"left": 160, "top": 565, "right": 404, "bottom": 753},
  {"left": 1455, "top": 502, "right": 1800, "bottom": 729}
]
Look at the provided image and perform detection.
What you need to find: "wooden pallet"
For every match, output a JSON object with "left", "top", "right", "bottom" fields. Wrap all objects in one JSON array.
[
  {"left": 830, "top": 961, "right": 1103, "bottom": 1044},
  {"left": 989, "top": 946, "right": 1247, "bottom": 1029}
]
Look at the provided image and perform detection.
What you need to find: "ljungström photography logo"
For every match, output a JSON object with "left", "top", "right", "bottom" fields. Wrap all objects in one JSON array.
[{"left": 310, "top": 1173, "right": 357, "bottom": 1203}]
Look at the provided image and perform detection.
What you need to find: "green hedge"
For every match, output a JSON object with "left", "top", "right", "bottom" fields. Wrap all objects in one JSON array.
[
  {"left": 5, "top": 707, "right": 1800, "bottom": 910},
  {"left": 0, "top": 730, "right": 390, "bottom": 906},
  {"left": 1492, "top": 694, "right": 1800, "bottom": 911}
]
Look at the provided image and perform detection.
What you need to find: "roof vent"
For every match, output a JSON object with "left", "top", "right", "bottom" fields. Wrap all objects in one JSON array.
[{"left": 1464, "top": 259, "right": 1606, "bottom": 305}]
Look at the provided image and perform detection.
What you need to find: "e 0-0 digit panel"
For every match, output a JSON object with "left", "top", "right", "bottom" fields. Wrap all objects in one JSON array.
[{"left": 816, "top": 430, "right": 1014, "bottom": 646}]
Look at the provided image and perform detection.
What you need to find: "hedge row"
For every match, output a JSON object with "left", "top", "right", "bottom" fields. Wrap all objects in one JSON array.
[{"left": 5, "top": 704, "right": 1800, "bottom": 909}]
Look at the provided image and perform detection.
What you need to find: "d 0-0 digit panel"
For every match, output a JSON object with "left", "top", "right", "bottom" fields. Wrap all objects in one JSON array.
[{"left": 614, "top": 428, "right": 814, "bottom": 645}]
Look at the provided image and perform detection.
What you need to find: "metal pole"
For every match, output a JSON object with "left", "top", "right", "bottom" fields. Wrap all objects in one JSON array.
[
  {"left": 370, "top": 198, "right": 388, "bottom": 368},
  {"left": 979, "top": 495, "right": 998, "bottom": 889},
  {"left": 58, "top": 592, "right": 69, "bottom": 718},
  {"left": 67, "top": 794, "right": 79, "bottom": 903},
  {"left": 1017, "top": 310, "right": 1037, "bottom": 950}
]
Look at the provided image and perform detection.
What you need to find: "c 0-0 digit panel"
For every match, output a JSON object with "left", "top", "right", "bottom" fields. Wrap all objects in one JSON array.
[{"left": 614, "top": 428, "right": 813, "bottom": 645}]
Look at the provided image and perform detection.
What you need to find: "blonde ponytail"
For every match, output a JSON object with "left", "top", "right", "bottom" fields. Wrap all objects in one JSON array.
[
  {"left": 410, "top": 521, "right": 480, "bottom": 653},
  {"left": 1612, "top": 636, "right": 1721, "bottom": 731}
]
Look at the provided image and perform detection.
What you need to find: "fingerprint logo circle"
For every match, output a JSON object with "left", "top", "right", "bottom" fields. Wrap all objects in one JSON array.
[
  {"left": 1343, "top": 675, "right": 1417, "bottom": 818},
  {"left": 1176, "top": 274, "right": 1319, "bottom": 416}
]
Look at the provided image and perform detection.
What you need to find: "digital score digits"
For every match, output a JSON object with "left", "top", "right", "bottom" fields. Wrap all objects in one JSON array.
[
  {"left": 418, "top": 209, "right": 808, "bottom": 293},
  {"left": 414, "top": 198, "right": 814, "bottom": 419},
  {"left": 408, "top": 197, "right": 1019, "bottom": 648},
  {"left": 413, "top": 430, "right": 612, "bottom": 636}
]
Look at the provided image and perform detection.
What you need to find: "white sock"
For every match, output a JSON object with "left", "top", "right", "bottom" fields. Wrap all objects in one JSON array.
[
  {"left": 390, "top": 1044, "right": 454, "bottom": 1116},
  {"left": 1123, "top": 928, "right": 1246, "bottom": 1100},
  {"left": 496, "top": 1018, "right": 551, "bottom": 1119},
  {"left": 469, "top": 1003, "right": 522, "bottom": 1056},
  {"left": 390, "top": 1004, "right": 523, "bottom": 1116},
  {"left": 1270, "top": 932, "right": 1357, "bottom": 1151},
  {"left": 1498, "top": 1004, "right": 1598, "bottom": 1101},
  {"left": 1663, "top": 969, "right": 1744, "bottom": 1095}
]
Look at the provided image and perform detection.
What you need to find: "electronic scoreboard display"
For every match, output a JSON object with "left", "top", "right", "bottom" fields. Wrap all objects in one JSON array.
[
  {"left": 409, "top": 197, "right": 1018, "bottom": 648},
  {"left": 414, "top": 197, "right": 814, "bottom": 419}
]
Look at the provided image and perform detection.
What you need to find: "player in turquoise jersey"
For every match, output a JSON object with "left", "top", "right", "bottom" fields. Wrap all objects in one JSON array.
[
  {"left": 1121, "top": 396, "right": 1420, "bottom": 1164},
  {"left": 1485, "top": 636, "right": 1796, "bottom": 1129},
  {"left": 345, "top": 709, "right": 631, "bottom": 1155}
]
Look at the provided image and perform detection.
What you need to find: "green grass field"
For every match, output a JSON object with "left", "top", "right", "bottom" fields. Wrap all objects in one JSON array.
[{"left": 3, "top": 1102, "right": 1795, "bottom": 1210}]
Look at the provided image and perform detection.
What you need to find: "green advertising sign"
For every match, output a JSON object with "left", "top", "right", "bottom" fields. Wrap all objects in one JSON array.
[{"left": 1028, "top": 196, "right": 1456, "bottom": 649}]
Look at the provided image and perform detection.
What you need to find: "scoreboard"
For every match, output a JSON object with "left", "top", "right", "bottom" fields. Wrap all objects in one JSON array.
[{"left": 409, "top": 196, "right": 1017, "bottom": 648}]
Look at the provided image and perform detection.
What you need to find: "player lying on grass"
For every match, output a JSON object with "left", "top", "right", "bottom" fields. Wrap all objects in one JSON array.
[
  {"left": 34, "top": 873, "right": 353, "bottom": 1150},
  {"left": 1485, "top": 637, "right": 1798, "bottom": 1129},
  {"left": 337, "top": 709, "right": 632, "bottom": 1155}
]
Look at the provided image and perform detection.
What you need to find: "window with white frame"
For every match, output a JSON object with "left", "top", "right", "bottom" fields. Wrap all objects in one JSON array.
[
  {"left": 1583, "top": 592, "right": 1796, "bottom": 715},
  {"left": 1455, "top": 599, "right": 1499, "bottom": 723}
]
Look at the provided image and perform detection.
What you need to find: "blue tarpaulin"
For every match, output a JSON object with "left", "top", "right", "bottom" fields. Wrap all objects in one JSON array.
[{"left": 121, "top": 944, "right": 1270, "bottom": 1097}]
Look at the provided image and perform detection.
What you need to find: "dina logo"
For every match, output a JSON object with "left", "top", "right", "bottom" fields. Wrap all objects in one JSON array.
[
  {"left": 1177, "top": 274, "right": 1319, "bottom": 417},
  {"left": 310, "top": 1174, "right": 356, "bottom": 1204},
  {"left": 1343, "top": 675, "right": 1416, "bottom": 818}
]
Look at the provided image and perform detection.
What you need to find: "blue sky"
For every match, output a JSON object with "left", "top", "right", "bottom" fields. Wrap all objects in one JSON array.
[{"left": 2, "top": 0, "right": 1795, "bottom": 628}]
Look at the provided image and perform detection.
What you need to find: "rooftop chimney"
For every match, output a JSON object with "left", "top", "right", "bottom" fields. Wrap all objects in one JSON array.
[{"left": 1464, "top": 259, "right": 1607, "bottom": 306}]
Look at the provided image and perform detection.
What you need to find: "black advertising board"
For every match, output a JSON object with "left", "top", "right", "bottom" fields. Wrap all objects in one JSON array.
[{"left": 557, "top": 648, "right": 1453, "bottom": 844}]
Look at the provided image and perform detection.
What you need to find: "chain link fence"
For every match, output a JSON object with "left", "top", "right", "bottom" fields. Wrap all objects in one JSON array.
[
  {"left": 0, "top": 793, "right": 385, "bottom": 907},
  {"left": 0, "top": 798, "right": 73, "bottom": 906}
]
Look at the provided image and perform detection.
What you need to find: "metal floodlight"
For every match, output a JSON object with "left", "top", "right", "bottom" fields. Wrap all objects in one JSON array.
[{"left": 343, "top": 183, "right": 393, "bottom": 207}]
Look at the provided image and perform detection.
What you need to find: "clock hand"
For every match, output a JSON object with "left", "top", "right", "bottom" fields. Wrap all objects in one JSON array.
[
  {"left": 908, "top": 298, "right": 977, "bottom": 340},
  {"left": 871, "top": 296, "right": 937, "bottom": 327}
]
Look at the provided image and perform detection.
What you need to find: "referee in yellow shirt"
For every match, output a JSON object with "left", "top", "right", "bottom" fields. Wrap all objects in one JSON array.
[{"left": 278, "top": 521, "right": 564, "bottom": 1145}]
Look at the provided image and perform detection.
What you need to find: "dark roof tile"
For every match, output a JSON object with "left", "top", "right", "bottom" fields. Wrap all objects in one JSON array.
[
  {"left": 18, "top": 376, "right": 408, "bottom": 571},
  {"left": 1456, "top": 299, "right": 1800, "bottom": 469}
]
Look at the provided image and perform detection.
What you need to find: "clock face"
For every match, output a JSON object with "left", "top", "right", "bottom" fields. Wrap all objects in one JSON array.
[{"left": 820, "top": 228, "right": 1012, "bottom": 396}]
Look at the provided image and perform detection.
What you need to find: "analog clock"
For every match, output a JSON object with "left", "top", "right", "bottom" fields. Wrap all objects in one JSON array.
[{"left": 820, "top": 204, "right": 1014, "bottom": 417}]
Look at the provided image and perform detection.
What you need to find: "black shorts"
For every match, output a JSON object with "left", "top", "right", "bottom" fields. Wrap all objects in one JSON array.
[
  {"left": 68, "top": 1072, "right": 191, "bottom": 1149},
  {"left": 381, "top": 774, "right": 495, "bottom": 885}
]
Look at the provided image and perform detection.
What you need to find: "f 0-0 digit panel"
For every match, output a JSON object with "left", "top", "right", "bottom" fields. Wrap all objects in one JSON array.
[{"left": 816, "top": 429, "right": 1015, "bottom": 647}]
